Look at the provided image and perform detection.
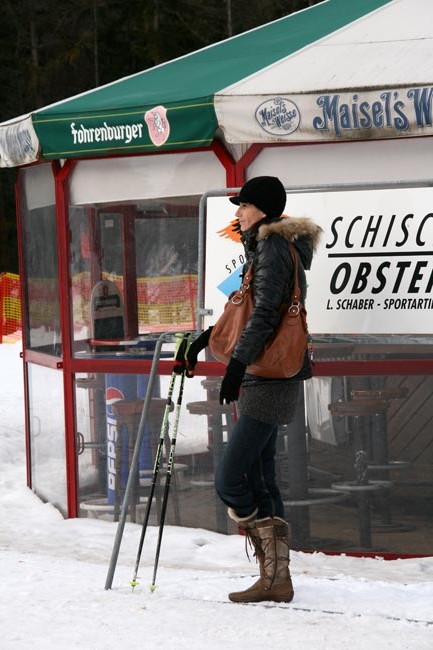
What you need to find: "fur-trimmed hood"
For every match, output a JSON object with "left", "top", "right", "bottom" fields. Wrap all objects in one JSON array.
[
  {"left": 256, "top": 215, "right": 323, "bottom": 270},
  {"left": 257, "top": 215, "right": 322, "bottom": 249}
]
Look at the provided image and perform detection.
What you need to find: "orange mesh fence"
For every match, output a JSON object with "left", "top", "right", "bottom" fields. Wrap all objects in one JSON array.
[
  {"left": 27, "top": 278, "right": 60, "bottom": 329},
  {"left": 0, "top": 273, "right": 22, "bottom": 343},
  {"left": 71, "top": 272, "right": 197, "bottom": 335},
  {"left": 137, "top": 274, "right": 197, "bottom": 332},
  {"left": 0, "top": 272, "right": 197, "bottom": 343}
]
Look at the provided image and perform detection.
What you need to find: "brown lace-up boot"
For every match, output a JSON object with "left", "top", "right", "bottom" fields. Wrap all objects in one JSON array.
[{"left": 228, "top": 516, "right": 294, "bottom": 603}]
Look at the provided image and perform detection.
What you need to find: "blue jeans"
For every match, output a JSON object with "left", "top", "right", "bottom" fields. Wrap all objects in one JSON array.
[{"left": 214, "top": 414, "right": 284, "bottom": 520}]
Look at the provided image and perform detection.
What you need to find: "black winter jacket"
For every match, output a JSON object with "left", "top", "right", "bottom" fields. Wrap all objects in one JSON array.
[{"left": 232, "top": 215, "right": 322, "bottom": 370}]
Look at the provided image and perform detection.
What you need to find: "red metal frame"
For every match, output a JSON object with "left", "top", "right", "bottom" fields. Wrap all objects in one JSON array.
[
  {"left": 211, "top": 140, "right": 237, "bottom": 186},
  {"left": 23, "top": 349, "right": 63, "bottom": 369},
  {"left": 227, "top": 141, "right": 433, "bottom": 379},
  {"left": 0, "top": 273, "right": 4, "bottom": 344},
  {"left": 54, "top": 142, "right": 237, "bottom": 517},
  {"left": 234, "top": 143, "right": 264, "bottom": 184},
  {"left": 17, "top": 139, "right": 433, "bottom": 558},
  {"left": 15, "top": 173, "right": 32, "bottom": 488},
  {"left": 54, "top": 159, "right": 79, "bottom": 517},
  {"left": 304, "top": 550, "right": 430, "bottom": 560},
  {"left": 122, "top": 206, "right": 139, "bottom": 340},
  {"left": 64, "top": 358, "right": 433, "bottom": 378}
]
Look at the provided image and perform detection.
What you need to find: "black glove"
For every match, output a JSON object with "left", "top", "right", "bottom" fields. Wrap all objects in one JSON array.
[
  {"left": 186, "top": 327, "right": 213, "bottom": 375},
  {"left": 219, "top": 357, "right": 246, "bottom": 405}
]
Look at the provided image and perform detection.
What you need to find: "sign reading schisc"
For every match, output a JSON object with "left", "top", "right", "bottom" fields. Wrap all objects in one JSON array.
[{"left": 205, "top": 189, "right": 433, "bottom": 335}]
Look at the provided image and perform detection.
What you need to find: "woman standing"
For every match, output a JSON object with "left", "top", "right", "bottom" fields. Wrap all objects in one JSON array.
[{"left": 186, "top": 176, "right": 322, "bottom": 603}]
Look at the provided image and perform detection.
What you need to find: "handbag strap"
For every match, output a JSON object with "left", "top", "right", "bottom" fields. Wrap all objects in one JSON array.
[
  {"left": 238, "top": 242, "right": 301, "bottom": 303},
  {"left": 230, "top": 263, "right": 253, "bottom": 304},
  {"left": 289, "top": 242, "right": 302, "bottom": 304}
]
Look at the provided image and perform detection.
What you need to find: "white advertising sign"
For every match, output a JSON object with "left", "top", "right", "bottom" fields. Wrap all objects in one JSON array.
[
  {"left": 215, "top": 86, "right": 433, "bottom": 144},
  {"left": 204, "top": 197, "right": 246, "bottom": 327},
  {"left": 205, "top": 188, "right": 433, "bottom": 335},
  {"left": 0, "top": 116, "right": 39, "bottom": 167}
]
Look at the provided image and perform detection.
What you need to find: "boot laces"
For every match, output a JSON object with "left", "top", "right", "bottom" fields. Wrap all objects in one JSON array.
[{"left": 244, "top": 530, "right": 260, "bottom": 563}]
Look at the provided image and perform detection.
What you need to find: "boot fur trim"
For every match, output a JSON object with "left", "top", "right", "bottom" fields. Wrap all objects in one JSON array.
[{"left": 227, "top": 507, "right": 258, "bottom": 525}]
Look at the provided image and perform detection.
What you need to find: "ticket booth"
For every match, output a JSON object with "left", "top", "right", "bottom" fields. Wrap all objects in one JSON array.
[{"left": 1, "top": 0, "right": 432, "bottom": 557}]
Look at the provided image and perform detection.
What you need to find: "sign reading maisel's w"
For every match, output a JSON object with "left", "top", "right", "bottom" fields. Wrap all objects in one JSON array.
[
  {"left": 312, "top": 86, "right": 433, "bottom": 137},
  {"left": 247, "top": 86, "right": 433, "bottom": 143}
]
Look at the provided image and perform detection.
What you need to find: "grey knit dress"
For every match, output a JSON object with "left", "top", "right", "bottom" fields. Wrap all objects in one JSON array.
[{"left": 237, "top": 375, "right": 301, "bottom": 425}]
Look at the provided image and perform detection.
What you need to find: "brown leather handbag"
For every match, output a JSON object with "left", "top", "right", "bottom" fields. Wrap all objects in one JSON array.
[{"left": 209, "top": 243, "right": 310, "bottom": 379}]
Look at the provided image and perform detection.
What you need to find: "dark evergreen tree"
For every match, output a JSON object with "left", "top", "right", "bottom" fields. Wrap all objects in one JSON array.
[{"left": 0, "top": 0, "right": 320, "bottom": 272}]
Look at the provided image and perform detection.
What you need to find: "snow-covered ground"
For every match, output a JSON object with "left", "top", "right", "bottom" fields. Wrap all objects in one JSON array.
[{"left": 0, "top": 341, "right": 432, "bottom": 649}]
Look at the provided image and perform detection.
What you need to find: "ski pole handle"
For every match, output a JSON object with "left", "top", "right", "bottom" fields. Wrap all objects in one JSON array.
[{"left": 172, "top": 332, "right": 191, "bottom": 375}]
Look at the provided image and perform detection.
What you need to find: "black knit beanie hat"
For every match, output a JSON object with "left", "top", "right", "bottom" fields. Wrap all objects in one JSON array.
[{"left": 229, "top": 176, "right": 286, "bottom": 219}]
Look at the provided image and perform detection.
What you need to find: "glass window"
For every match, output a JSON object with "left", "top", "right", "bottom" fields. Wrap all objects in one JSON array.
[
  {"left": 75, "top": 371, "right": 210, "bottom": 523},
  {"left": 312, "top": 335, "right": 433, "bottom": 362},
  {"left": 20, "top": 165, "right": 61, "bottom": 355},
  {"left": 69, "top": 197, "right": 200, "bottom": 356},
  {"left": 75, "top": 367, "right": 432, "bottom": 555},
  {"left": 302, "top": 374, "right": 433, "bottom": 555},
  {"left": 28, "top": 363, "right": 67, "bottom": 513},
  {"left": 237, "top": 164, "right": 433, "bottom": 362},
  {"left": 68, "top": 151, "right": 226, "bottom": 356}
]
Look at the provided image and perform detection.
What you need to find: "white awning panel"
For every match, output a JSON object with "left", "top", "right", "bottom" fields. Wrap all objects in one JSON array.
[
  {"left": 0, "top": 115, "right": 40, "bottom": 167},
  {"left": 215, "top": 0, "right": 433, "bottom": 143}
]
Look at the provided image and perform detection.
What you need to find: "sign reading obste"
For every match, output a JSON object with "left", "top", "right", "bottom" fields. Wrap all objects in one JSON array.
[{"left": 205, "top": 188, "right": 433, "bottom": 335}]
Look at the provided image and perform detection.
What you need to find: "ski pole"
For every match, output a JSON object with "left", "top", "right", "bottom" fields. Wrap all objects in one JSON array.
[
  {"left": 150, "top": 355, "right": 187, "bottom": 591},
  {"left": 130, "top": 333, "right": 190, "bottom": 590}
]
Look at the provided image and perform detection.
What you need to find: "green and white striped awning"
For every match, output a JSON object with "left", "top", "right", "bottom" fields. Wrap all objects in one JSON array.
[{"left": 3, "top": 0, "right": 433, "bottom": 167}]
